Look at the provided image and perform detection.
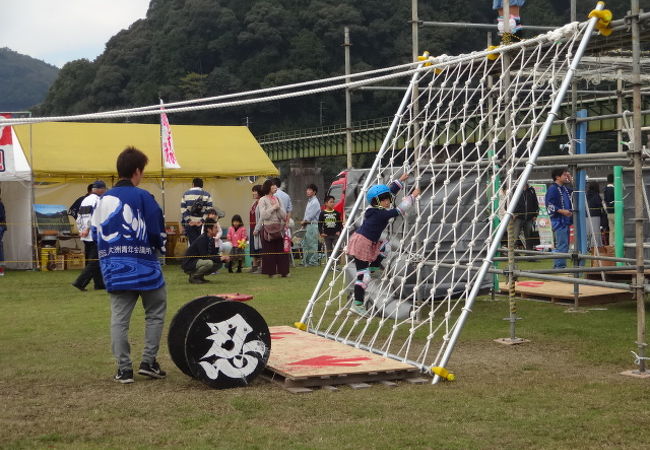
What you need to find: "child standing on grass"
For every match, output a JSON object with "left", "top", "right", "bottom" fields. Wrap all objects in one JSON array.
[
  {"left": 346, "top": 173, "right": 420, "bottom": 316},
  {"left": 319, "top": 195, "right": 342, "bottom": 260},
  {"left": 227, "top": 214, "right": 247, "bottom": 273}
]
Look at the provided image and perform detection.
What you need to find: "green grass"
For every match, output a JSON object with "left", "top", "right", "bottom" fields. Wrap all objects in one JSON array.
[{"left": 2, "top": 264, "right": 650, "bottom": 449}]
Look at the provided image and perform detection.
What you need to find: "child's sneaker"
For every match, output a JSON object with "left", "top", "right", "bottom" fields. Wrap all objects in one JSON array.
[
  {"left": 138, "top": 359, "right": 166, "bottom": 379},
  {"left": 350, "top": 303, "right": 368, "bottom": 317},
  {"left": 114, "top": 368, "right": 134, "bottom": 384}
]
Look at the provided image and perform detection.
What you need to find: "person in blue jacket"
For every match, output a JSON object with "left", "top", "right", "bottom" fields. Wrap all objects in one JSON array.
[
  {"left": 92, "top": 146, "right": 167, "bottom": 384},
  {"left": 545, "top": 168, "right": 573, "bottom": 269}
]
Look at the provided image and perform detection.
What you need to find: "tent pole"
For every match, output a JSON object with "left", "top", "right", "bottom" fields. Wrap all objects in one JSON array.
[
  {"left": 28, "top": 118, "right": 38, "bottom": 270},
  {"left": 159, "top": 99, "right": 167, "bottom": 265}
]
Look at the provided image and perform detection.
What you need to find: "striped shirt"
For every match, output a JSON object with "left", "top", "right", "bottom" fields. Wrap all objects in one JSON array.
[{"left": 180, "top": 187, "right": 213, "bottom": 227}]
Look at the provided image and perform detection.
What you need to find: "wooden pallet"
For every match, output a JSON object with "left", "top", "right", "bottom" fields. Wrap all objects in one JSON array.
[
  {"left": 499, "top": 280, "right": 632, "bottom": 306},
  {"left": 585, "top": 269, "right": 650, "bottom": 282},
  {"left": 264, "top": 326, "right": 423, "bottom": 392}
]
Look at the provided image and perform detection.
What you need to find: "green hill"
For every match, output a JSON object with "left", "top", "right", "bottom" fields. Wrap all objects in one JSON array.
[
  {"left": 0, "top": 47, "right": 59, "bottom": 112},
  {"left": 35, "top": 0, "right": 628, "bottom": 133}
]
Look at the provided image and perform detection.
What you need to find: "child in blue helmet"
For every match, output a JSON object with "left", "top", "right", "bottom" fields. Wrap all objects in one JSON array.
[{"left": 347, "top": 172, "right": 420, "bottom": 316}]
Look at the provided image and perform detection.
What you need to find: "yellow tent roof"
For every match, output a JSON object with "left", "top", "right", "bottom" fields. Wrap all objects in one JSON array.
[{"left": 13, "top": 122, "right": 278, "bottom": 179}]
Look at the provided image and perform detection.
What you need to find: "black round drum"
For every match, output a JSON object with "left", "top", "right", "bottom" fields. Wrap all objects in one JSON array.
[
  {"left": 168, "top": 296, "right": 271, "bottom": 389},
  {"left": 168, "top": 295, "right": 223, "bottom": 377}
]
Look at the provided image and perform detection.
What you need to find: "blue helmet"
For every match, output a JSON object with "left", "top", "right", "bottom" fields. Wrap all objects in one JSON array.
[{"left": 366, "top": 184, "right": 391, "bottom": 205}]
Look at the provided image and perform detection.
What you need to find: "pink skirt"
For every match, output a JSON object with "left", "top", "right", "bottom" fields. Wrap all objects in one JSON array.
[{"left": 346, "top": 232, "right": 381, "bottom": 263}]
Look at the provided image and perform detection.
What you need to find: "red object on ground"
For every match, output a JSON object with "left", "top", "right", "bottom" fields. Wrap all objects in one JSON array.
[
  {"left": 517, "top": 281, "right": 545, "bottom": 288},
  {"left": 215, "top": 293, "right": 253, "bottom": 302},
  {"left": 270, "top": 331, "right": 297, "bottom": 340},
  {"left": 288, "top": 355, "right": 371, "bottom": 368}
]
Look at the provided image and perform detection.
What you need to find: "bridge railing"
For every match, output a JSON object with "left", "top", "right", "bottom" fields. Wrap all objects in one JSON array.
[{"left": 257, "top": 117, "right": 393, "bottom": 145}]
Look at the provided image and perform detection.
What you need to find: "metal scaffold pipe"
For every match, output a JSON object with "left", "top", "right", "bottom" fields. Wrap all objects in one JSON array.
[
  {"left": 629, "top": 0, "right": 647, "bottom": 374},
  {"left": 433, "top": 2, "right": 605, "bottom": 384},
  {"left": 419, "top": 21, "right": 556, "bottom": 31}
]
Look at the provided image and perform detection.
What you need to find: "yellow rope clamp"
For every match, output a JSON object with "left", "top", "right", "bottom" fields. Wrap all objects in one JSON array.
[
  {"left": 293, "top": 322, "right": 307, "bottom": 331},
  {"left": 418, "top": 51, "right": 444, "bottom": 74},
  {"left": 431, "top": 366, "right": 456, "bottom": 381},
  {"left": 486, "top": 45, "right": 500, "bottom": 61},
  {"left": 588, "top": 3, "right": 614, "bottom": 36}
]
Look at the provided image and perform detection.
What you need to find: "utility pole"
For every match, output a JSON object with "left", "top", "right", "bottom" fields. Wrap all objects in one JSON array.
[{"left": 344, "top": 26, "right": 353, "bottom": 169}]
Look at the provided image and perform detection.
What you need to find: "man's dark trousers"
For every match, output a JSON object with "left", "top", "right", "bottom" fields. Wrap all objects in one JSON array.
[{"left": 74, "top": 241, "right": 105, "bottom": 289}]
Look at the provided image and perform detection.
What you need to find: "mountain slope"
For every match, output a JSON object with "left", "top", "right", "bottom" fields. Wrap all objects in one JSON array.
[
  {"left": 35, "top": 0, "right": 622, "bottom": 132},
  {"left": 0, "top": 48, "right": 59, "bottom": 111}
]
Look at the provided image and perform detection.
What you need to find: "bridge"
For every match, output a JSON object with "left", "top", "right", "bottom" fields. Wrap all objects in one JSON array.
[{"left": 258, "top": 96, "right": 650, "bottom": 162}]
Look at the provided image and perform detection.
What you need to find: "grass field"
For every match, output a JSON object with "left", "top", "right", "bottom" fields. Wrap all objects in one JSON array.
[{"left": 2, "top": 264, "right": 650, "bottom": 449}]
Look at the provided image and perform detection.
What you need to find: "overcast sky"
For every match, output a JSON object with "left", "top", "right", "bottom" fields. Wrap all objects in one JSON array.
[{"left": 2, "top": 0, "right": 150, "bottom": 68}]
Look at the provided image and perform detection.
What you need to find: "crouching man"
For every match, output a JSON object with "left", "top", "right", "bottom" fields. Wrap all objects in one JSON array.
[{"left": 181, "top": 218, "right": 230, "bottom": 283}]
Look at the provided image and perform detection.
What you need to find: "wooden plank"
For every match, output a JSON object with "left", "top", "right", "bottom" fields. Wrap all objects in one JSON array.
[
  {"left": 262, "top": 367, "right": 417, "bottom": 389},
  {"left": 586, "top": 270, "right": 650, "bottom": 282},
  {"left": 263, "top": 326, "right": 422, "bottom": 389},
  {"left": 267, "top": 326, "right": 416, "bottom": 379},
  {"left": 498, "top": 281, "right": 632, "bottom": 305}
]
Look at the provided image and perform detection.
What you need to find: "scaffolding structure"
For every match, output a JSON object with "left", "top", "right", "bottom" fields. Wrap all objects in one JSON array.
[{"left": 335, "top": 1, "right": 650, "bottom": 376}]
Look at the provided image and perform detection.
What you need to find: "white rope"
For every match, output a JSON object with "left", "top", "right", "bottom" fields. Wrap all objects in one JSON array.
[
  {"left": 631, "top": 351, "right": 650, "bottom": 366},
  {"left": 300, "top": 23, "right": 587, "bottom": 372},
  {"left": 0, "top": 23, "right": 581, "bottom": 127}
]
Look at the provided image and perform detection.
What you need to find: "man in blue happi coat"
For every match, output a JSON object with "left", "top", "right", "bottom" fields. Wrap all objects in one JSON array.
[{"left": 545, "top": 168, "right": 573, "bottom": 269}]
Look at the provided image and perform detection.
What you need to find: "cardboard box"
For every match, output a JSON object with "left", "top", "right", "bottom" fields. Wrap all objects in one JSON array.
[
  {"left": 591, "top": 246, "right": 615, "bottom": 267},
  {"left": 66, "top": 252, "right": 85, "bottom": 270},
  {"left": 54, "top": 255, "right": 66, "bottom": 271}
]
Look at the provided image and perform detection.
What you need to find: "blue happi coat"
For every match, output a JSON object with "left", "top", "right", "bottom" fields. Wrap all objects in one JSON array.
[
  {"left": 92, "top": 180, "right": 166, "bottom": 292},
  {"left": 545, "top": 182, "right": 573, "bottom": 231}
]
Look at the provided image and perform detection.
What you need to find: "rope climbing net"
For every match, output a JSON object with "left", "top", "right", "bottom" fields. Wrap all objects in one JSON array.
[{"left": 296, "top": 19, "right": 601, "bottom": 381}]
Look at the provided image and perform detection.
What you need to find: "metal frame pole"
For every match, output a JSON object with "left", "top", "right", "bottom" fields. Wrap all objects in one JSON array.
[
  {"left": 629, "top": 0, "right": 647, "bottom": 374},
  {"left": 487, "top": 29, "right": 500, "bottom": 301},
  {"left": 344, "top": 27, "right": 353, "bottom": 169},
  {"left": 617, "top": 69, "right": 624, "bottom": 153},
  {"left": 614, "top": 165, "right": 624, "bottom": 262},
  {"left": 500, "top": 0, "right": 524, "bottom": 343},
  {"left": 433, "top": 5, "right": 604, "bottom": 383},
  {"left": 572, "top": 109, "right": 588, "bottom": 309},
  {"left": 410, "top": 0, "right": 421, "bottom": 168}
]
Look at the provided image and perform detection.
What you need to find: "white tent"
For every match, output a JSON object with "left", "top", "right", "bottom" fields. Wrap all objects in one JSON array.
[{"left": 0, "top": 128, "right": 34, "bottom": 269}]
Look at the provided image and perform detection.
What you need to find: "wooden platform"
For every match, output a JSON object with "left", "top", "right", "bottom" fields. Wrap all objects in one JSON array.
[
  {"left": 264, "top": 326, "right": 421, "bottom": 392},
  {"left": 585, "top": 269, "right": 650, "bottom": 283},
  {"left": 499, "top": 280, "right": 632, "bottom": 306}
]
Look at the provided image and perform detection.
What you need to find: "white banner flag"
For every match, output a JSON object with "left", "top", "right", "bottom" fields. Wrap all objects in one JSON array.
[
  {"left": 0, "top": 114, "right": 15, "bottom": 174},
  {"left": 160, "top": 104, "right": 180, "bottom": 169}
]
